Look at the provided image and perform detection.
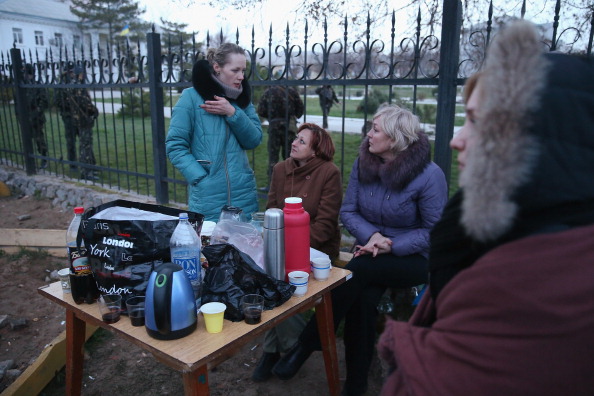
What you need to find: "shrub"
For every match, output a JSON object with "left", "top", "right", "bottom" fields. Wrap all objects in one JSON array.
[
  {"left": 356, "top": 88, "right": 389, "bottom": 114},
  {"left": 118, "top": 89, "right": 150, "bottom": 118},
  {"left": 417, "top": 104, "right": 437, "bottom": 124},
  {"left": 0, "top": 76, "right": 13, "bottom": 104}
]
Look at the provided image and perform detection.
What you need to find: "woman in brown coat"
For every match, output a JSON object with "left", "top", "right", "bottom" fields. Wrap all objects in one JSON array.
[
  {"left": 267, "top": 122, "right": 342, "bottom": 258},
  {"left": 252, "top": 122, "right": 343, "bottom": 381}
]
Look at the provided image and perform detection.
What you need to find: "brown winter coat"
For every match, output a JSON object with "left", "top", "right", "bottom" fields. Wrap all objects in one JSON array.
[
  {"left": 267, "top": 157, "right": 342, "bottom": 258},
  {"left": 378, "top": 224, "right": 594, "bottom": 395}
]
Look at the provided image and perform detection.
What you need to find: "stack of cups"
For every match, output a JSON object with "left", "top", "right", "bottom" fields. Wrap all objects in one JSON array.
[{"left": 311, "top": 257, "right": 331, "bottom": 281}]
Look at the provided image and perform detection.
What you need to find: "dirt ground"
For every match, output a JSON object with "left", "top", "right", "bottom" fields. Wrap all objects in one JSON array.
[{"left": 0, "top": 194, "right": 387, "bottom": 395}]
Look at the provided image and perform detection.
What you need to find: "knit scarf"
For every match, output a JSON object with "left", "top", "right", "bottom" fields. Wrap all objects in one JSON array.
[{"left": 212, "top": 74, "right": 243, "bottom": 100}]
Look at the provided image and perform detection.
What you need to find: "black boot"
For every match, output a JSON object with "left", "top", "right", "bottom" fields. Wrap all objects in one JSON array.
[
  {"left": 251, "top": 352, "right": 280, "bottom": 382},
  {"left": 272, "top": 342, "right": 313, "bottom": 380}
]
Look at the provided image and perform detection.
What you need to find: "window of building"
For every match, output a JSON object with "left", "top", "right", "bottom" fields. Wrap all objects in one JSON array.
[
  {"left": 54, "top": 33, "right": 63, "bottom": 47},
  {"left": 84, "top": 33, "right": 92, "bottom": 50},
  {"left": 73, "top": 35, "right": 81, "bottom": 49},
  {"left": 99, "top": 33, "right": 109, "bottom": 55},
  {"left": 12, "top": 28, "right": 23, "bottom": 44},
  {"left": 35, "top": 31, "right": 44, "bottom": 46}
]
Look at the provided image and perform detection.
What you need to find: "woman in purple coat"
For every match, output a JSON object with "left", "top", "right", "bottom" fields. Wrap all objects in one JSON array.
[{"left": 272, "top": 104, "right": 448, "bottom": 395}]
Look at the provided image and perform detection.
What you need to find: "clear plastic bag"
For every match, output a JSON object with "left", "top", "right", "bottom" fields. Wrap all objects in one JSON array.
[{"left": 210, "top": 219, "right": 264, "bottom": 270}]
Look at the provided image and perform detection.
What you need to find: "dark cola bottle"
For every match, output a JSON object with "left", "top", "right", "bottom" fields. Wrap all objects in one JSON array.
[{"left": 66, "top": 207, "right": 99, "bottom": 304}]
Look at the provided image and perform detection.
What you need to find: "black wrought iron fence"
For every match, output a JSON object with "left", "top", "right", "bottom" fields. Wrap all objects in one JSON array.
[{"left": 0, "top": 0, "right": 591, "bottom": 206}]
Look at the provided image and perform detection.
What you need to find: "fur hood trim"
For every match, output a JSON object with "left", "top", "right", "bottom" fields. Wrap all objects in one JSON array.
[
  {"left": 191, "top": 59, "right": 251, "bottom": 108},
  {"left": 358, "top": 130, "right": 431, "bottom": 191},
  {"left": 460, "top": 20, "right": 547, "bottom": 242}
]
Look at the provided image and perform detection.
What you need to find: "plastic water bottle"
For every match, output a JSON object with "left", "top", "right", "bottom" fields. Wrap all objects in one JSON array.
[
  {"left": 283, "top": 197, "right": 310, "bottom": 279},
  {"left": 170, "top": 213, "right": 202, "bottom": 308},
  {"left": 66, "top": 206, "right": 91, "bottom": 275}
]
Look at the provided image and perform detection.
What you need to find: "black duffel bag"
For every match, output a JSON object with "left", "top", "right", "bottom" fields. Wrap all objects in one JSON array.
[{"left": 81, "top": 199, "right": 203, "bottom": 301}]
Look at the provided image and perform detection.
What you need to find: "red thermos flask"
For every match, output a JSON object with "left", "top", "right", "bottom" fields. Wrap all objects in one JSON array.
[{"left": 283, "top": 197, "right": 310, "bottom": 278}]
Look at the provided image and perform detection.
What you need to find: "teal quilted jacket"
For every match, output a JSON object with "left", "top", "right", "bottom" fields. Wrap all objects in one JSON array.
[{"left": 166, "top": 63, "right": 262, "bottom": 221}]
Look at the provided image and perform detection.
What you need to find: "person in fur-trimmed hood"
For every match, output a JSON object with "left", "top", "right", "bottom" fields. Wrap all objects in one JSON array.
[
  {"left": 166, "top": 43, "right": 262, "bottom": 221},
  {"left": 272, "top": 104, "right": 448, "bottom": 395},
  {"left": 377, "top": 20, "right": 594, "bottom": 396}
]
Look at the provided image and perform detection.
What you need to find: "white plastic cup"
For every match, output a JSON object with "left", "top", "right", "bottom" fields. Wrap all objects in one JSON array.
[
  {"left": 288, "top": 271, "right": 310, "bottom": 297},
  {"left": 311, "top": 257, "right": 331, "bottom": 281},
  {"left": 58, "top": 268, "right": 71, "bottom": 292}
]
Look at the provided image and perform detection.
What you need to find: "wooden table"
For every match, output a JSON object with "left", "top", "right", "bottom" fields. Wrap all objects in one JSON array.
[{"left": 38, "top": 267, "right": 352, "bottom": 396}]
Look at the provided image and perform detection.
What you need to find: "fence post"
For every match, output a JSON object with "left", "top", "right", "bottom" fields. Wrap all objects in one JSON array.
[
  {"left": 146, "top": 29, "right": 169, "bottom": 204},
  {"left": 10, "top": 47, "right": 36, "bottom": 175},
  {"left": 434, "top": 0, "right": 462, "bottom": 187}
]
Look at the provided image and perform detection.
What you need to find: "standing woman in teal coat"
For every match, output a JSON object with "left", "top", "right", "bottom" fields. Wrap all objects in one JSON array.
[{"left": 166, "top": 43, "right": 263, "bottom": 221}]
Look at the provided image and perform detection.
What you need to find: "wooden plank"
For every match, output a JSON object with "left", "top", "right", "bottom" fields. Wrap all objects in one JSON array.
[
  {"left": 1, "top": 325, "right": 97, "bottom": 396},
  {"left": 0, "top": 229, "right": 66, "bottom": 257}
]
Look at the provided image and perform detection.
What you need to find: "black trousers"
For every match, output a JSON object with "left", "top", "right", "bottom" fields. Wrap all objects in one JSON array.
[{"left": 300, "top": 252, "right": 428, "bottom": 393}]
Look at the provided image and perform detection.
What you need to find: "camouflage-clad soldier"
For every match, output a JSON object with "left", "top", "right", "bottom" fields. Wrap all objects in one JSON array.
[
  {"left": 257, "top": 86, "right": 304, "bottom": 188},
  {"left": 55, "top": 65, "right": 99, "bottom": 180},
  {"left": 23, "top": 64, "right": 49, "bottom": 168},
  {"left": 315, "top": 85, "right": 339, "bottom": 129}
]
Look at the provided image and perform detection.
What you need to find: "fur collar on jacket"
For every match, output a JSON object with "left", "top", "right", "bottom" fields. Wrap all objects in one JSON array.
[
  {"left": 460, "top": 20, "right": 594, "bottom": 242},
  {"left": 358, "top": 131, "right": 431, "bottom": 191},
  {"left": 191, "top": 59, "right": 251, "bottom": 109}
]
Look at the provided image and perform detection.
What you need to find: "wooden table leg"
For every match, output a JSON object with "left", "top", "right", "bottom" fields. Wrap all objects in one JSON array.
[
  {"left": 316, "top": 293, "right": 340, "bottom": 396},
  {"left": 65, "top": 309, "right": 85, "bottom": 396},
  {"left": 182, "top": 364, "right": 209, "bottom": 395}
]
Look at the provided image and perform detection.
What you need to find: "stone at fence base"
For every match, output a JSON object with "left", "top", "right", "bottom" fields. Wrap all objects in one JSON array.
[{"left": 0, "top": 165, "right": 159, "bottom": 210}]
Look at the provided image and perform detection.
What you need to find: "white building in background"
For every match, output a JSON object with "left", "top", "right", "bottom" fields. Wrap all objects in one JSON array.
[{"left": 0, "top": 0, "right": 126, "bottom": 64}]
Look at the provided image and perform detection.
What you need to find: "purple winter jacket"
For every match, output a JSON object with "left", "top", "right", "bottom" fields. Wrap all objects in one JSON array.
[{"left": 340, "top": 132, "right": 447, "bottom": 258}]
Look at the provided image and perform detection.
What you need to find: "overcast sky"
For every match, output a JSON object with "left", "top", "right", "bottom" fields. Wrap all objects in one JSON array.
[
  {"left": 135, "top": 0, "right": 424, "bottom": 46},
  {"left": 134, "top": 0, "right": 588, "bottom": 49},
  {"left": 138, "top": 0, "right": 304, "bottom": 36}
]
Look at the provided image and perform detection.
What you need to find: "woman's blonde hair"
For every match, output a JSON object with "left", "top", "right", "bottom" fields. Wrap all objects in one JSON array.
[
  {"left": 373, "top": 104, "right": 420, "bottom": 152},
  {"left": 206, "top": 43, "right": 246, "bottom": 68}
]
